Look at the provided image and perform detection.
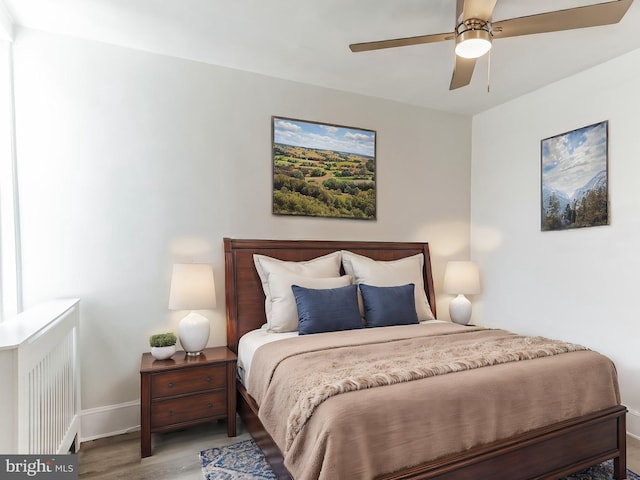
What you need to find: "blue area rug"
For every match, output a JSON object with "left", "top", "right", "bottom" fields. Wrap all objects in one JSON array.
[
  {"left": 560, "top": 460, "right": 640, "bottom": 480},
  {"left": 200, "top": 440, "right": 276, "bottom": 480},
  {"left": 200, "top": 439, "right": 639, "bottom": 480}
]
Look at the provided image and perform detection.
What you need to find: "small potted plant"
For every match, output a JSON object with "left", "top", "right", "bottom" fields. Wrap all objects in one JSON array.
[{"left": 149, "top": 332, "right": 177, "bottom": 360}]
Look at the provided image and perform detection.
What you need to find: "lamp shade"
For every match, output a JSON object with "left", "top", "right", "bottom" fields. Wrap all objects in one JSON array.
[
  {"left": 168, "top": 263, "right": 217, "bottom": 310},
  {"left": 443, "top": 261, "right": 481, "bottom": 295}
]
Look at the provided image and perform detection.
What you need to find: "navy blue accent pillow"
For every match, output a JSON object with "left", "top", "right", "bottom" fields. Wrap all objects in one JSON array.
[
  {"left": 359, "top": 283, "right": 419, "bottom": 328},
  {"left": 291, "top": 284, "right": 363, "bottom": 335}
]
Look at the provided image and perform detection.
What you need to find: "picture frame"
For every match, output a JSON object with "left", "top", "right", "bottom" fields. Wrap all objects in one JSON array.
[
  {"left": 541, "top": 121, "right": 609, "bottom": 231},
  {"left": 272, "top": 116, "right": 376, "bottom": 220}
]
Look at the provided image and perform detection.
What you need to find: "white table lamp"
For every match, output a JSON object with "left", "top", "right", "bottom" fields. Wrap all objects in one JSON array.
[
  {"left": 443, "top": 261, "right": 480, "bottom": 325},
  {"left": 169, "top": 263, "right": 217, "bottom": 356}
]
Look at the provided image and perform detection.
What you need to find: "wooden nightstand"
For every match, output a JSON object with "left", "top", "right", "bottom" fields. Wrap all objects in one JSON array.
[{"left": 140, "top": 346, "right": 237, "bottom": 457}]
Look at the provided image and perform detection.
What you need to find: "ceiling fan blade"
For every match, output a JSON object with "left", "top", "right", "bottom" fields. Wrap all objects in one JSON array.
[
  {"left": 462, "top": 0, "right": 498, "bottom": 21},
  {"left": 450, "top": 56, "right": 477, "bottom": 90},
  {"left": 349, "top": 32, "right": 453, "bottom": 52},
  {"left": 493, "top": 0, "right": 633, "bottom": 39},
  {"left": 456, "top": 0, "right": 464, "bottom": 22}
]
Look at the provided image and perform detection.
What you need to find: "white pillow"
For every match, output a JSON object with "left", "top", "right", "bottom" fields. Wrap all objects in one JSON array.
[
  {"left": 341, "top": 250, "right": 435, "bottom": 321},
  {"left": 266, "top": 272, "right": 352, "bottom": 332},
  {"left": 253, "top": 252, "right": 342, "bottom": 330}
]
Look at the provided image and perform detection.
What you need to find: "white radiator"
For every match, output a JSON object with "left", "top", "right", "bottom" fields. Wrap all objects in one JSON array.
[{"left": 0, "top": 299, "right": 81, "bottom": 454}]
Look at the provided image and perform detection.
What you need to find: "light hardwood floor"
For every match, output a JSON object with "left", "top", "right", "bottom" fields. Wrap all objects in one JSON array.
[
  {"left": 78, "top": 419, "right": 640, "bottom": 479},
  {"left": 78, "top": 420, "right": 250, "bottom": 480}
]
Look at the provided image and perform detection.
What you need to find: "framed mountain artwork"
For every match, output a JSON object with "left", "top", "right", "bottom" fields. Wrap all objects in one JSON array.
[
  {"left": 272, "top": 116, "right": 376, "bottom": 220},
  {"left": 541, "top": 121, "right": 609, "bottom": 231}
]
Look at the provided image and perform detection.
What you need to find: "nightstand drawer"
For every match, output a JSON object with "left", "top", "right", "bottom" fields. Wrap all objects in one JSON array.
[
  {"left": 151, "top": 390, "right": 227, "bottom": 428},
  {"left": 151, "top": 365, "right": 226, "bottom": 398}
]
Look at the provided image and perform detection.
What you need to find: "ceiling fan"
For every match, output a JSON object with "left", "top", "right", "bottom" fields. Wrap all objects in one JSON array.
[{"left": 349, "top": 0, "right": 634, "bottom": 90}]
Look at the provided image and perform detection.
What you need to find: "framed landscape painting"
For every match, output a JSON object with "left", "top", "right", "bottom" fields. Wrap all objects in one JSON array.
[
  {"left": 272, "top": 116, "right": 376, "bottom": 219},
  {"left": 541, "top": 121, "right": 609, "bottom": 231}
]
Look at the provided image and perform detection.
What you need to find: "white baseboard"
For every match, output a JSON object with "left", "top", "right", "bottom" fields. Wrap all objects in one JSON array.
[
  {"left": 628, "top": 408, "right": 640, "bottom": 440},
  {"left": 80, "top": 400, "right": 140, "bottom": 444}
]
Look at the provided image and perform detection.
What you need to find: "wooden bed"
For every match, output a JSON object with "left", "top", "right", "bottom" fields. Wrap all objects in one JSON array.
[{"left": 224, "top": 238, "right": 627, "bottom": 480}]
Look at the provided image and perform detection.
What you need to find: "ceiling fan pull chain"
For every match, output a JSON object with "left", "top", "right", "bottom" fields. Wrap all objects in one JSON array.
[{"left": 487, "top": 50, "right": 491, "bottom": 93}]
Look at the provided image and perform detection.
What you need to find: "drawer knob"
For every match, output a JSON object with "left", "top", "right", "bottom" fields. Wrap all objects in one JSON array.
[
  {"left": 206, "top": 376, "right": 211, "bottom": 382},
  {"left": 167, "top": 382, "right": 174, "bottom": 388},
  {"left": 207, "top": 403, "right": 212, "bottom": 409},
  {"left": 169, "top": 410, "right": 174, "bottom": 416}
]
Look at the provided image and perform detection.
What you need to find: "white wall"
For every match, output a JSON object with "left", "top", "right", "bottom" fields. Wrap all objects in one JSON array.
[
  {"left": 471, "top": 48, "right": 640, "bottom": 438},
  {"left": 12, "top": 28, "right": 471, "bottom": 439}
]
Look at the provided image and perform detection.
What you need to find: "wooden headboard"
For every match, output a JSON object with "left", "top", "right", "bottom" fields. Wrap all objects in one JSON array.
[{"left": 223, "top": 238, "right": 436, "bottom": 353}]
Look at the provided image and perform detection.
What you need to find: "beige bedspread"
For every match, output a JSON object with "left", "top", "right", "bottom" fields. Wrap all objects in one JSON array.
[{"left": 247, "top": 323, "right": 620, "bottom": 480}]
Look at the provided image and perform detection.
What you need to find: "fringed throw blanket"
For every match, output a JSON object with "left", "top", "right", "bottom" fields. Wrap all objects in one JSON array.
[
  {"left": 247, "top": 322, "right": 620, "bottom": 480},
  {"left": 285, "top": 333, "right": 588, "bottom": 450}
]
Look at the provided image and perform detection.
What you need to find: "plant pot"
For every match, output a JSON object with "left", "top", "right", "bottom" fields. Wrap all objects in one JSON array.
[{"left": 151, "top": 345, "right": 176, "bottom": 360}]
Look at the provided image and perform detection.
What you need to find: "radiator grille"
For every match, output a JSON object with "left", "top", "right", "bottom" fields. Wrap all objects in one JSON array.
[{"left": 17, "top": 303, "right": 80, "bottom": 453}]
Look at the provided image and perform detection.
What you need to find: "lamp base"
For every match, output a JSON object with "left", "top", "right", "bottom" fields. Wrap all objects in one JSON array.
[
  {"left": 178, "top": 311, "right": 210, "bottom": 355},
  {"left": 449, "top": 294, "right": 472, "bottom": 325}
]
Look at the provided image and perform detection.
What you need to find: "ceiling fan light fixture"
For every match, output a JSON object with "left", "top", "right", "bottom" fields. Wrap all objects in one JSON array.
[{"left": 455, "top": 20, "right": 492, "bottom": 59}]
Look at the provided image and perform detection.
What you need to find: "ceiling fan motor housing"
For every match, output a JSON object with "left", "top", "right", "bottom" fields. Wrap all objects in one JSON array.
[{"left": 455, "top": 18, "right": 493, "bottom": 58}]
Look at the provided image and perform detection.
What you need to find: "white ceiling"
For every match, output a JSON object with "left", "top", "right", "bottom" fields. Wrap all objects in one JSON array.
[{"left": 3, "top": 0, "right": 639, "bottom": 115}]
